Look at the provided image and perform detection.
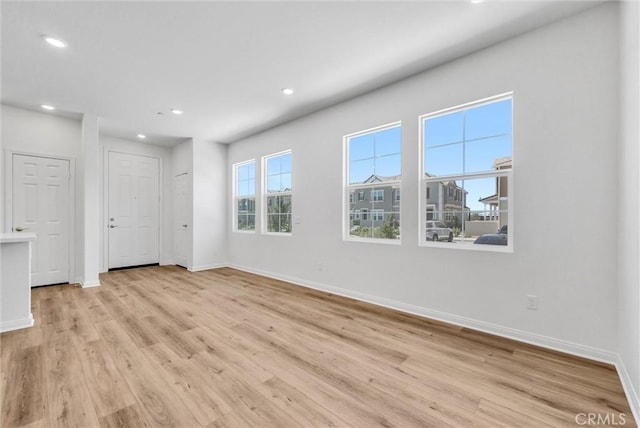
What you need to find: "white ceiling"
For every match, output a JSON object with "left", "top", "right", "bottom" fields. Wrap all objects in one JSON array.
[{"left": 2, "top": 1, "right": 601, "bottom": 146}]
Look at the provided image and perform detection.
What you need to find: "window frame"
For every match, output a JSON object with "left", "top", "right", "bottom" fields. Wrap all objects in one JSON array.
[
  {"left": 418, "top": 93, "right": 513, "bottom": 252},
  {"left": 232, "top": 159, "right": 256, "bottom": 233},
  {"left": 343, "top": 121, "right": 402, "bottom": 245},
  {"left": 262, "top": 150, "right": 293, "bottom": 236}
]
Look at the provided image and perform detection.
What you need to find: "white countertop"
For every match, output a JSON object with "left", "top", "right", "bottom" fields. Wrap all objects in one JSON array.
[{"left": 0, "top": 233, "right": 37, "bottom": 243}]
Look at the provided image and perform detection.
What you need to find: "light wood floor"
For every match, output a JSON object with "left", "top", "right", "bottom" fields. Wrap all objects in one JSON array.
[{"left": 1, "top": 266, "right": 635, "bottom": 428}]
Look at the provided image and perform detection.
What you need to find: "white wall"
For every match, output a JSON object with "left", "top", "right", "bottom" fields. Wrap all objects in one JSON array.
[
  {"left": 80, "top": 114, "right": 100, "bottom": 286},
  {"left": 618, "top": 0, "right": 640, "bottom": 420},
  {"left": 192, "top": 139, "right": 227, "bottom": 270},
  {"left": 172, "top": 139, "right": 194, "bottom": 268},
  {"left": 99, "top": 135, "right": 174, "bottom": 271},
  {"left": 0, "top": 104, "right": 83, "bottom": 281},
  {"left": 170, "top": 138, "right": 227, "bottom": 271},
  {"left": 227, "top": 4, "right": 619, "bottom": 361}
]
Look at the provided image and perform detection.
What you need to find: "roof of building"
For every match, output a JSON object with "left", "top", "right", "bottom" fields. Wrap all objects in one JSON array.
[{"left": 493, "top": 157, "right": 513, "bottom": 169}]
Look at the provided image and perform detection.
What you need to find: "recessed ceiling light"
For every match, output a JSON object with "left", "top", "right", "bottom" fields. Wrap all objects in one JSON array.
[
  {"left": 170, "top": 109, "right": 183, "bottom": 115},
  {"left": 41, "top": 104, "right": 55, "bottom": 110},
  {"left": 137, "top": 134, "right": 147, "bottom": 139},
  {"left": 470, "top": 0, "right": 485, "bottom": 3},
  {"left": 282, "top": 88, "right": 294, "bottom": 95},
  {"left": 43, "top": 36, "right": 67, "bottom": 48}
]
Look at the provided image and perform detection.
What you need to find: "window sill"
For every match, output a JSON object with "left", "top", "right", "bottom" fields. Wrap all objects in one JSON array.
[
  {"left": 263, "top": 232, "right": 293, "bottom": 237},
  {"left": 233, "top": 229, "right": 256, "bottom": 234},
  {"left": 419, "top": 240, "right": 513, "bottom": 253},
  {"left": 344, "top": 237, "right": 401, "bottom": 246}
]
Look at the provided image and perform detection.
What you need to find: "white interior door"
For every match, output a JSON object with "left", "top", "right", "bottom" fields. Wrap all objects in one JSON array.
[
  {"left": 12, "top": 154, "right": 70, "bottom": 286},
  {"left": 108, "top": 152, "right": 159, "bottom": 269},
  {"left": 173, "top": 173, "right": 189, "bottom": 268}
]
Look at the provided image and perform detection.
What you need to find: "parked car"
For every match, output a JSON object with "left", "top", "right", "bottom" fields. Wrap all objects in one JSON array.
[
  {"left": 426, "top": 221, "right": 453, "bottom": 242},
  {"left": 474, "top": 225, "right": 508, "bottom": 246}
]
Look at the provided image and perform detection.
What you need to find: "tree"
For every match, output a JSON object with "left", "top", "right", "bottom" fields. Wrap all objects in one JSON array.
[
  {"left": 380, "top": 214, "right": 399, "bottom": 239},
  {"left": 267, "top": 195, "right": 292, "bottom": 232}
]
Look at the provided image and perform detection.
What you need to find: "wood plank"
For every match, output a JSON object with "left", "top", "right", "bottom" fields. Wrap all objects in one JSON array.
[
  {"left": 98, "top": 404, "right": 152, "bottom": 428},
  {"left": 42, "top": 332, "right": 101, "bottom": 427},
  {"left": 1, "top": 266, "right": 635, "bottom": 427},
  {"left": 94, "top": 320, "right": 201, "bottom": 427},
  {"left": 75, "top": 339, "right": 137, "bottom": 418},
  {"left": 1, "top": 345, "right": 46, "bottom": 427}
]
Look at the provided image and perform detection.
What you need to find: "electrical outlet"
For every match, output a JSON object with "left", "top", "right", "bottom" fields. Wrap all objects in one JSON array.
[{"left": 526, "top": 294, "right": 538, "bottom": 310}]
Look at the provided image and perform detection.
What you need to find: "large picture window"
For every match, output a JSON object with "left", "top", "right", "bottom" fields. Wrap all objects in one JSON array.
[
  {"left": 264, "top": 151, "right": 292, "bottom": 234},
  {"left": 345, "top": 122, "right": 401, "bottom": 242},
  {"left": 233, "top": 160, "right": 256, "bottom": 231},
  {"left": 420, "top": 93, "right": 512, "bottom": 250}
]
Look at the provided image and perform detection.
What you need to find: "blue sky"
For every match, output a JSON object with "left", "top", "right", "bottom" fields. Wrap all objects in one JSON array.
[
  {"left": 267, "top": 152, "right": 292, "bottom": 193},
  {"left": 348, "top": 98, "right": 512, "bottom": 212},
  {"left": 236, "top": 161, "right": 255, "bottom": 197},
  {"left": 349, "top": 126, "right": 402, "bottom": 184}
]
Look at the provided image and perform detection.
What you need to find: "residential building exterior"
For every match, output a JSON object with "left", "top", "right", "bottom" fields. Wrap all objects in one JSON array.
[
  {"left": 349, "top": 175, "right": 400, "bottom": 228},
  {"left": 425, "top": 175, "right": 468, "bottom": 227},
  {"left": 478, "top": 157, "right": 511, "bottom": 228}
]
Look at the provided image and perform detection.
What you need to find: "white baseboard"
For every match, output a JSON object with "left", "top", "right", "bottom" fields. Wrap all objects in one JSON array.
[
  {"left": 0, "top": 314, "right": 34, "bottom": 333},
  {"left": 189, "top": 262, "right": 227, "bottom": 272},
  {"left": 616, "top": 356, "right": 640, "bottom": 425},
  {"left": 227, "top": 263, "right": 618, "bottom": 365},
  {"left": 80, "top": 279, "right": 101, "bottom": 288}
]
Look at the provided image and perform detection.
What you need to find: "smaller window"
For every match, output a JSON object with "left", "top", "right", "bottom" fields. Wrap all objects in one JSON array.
[
  {"left": 264, "top": 151, "right": 292, "bottom": 234},
  {"left": 233, "top": 160, "right": 256, "bottom": 231},
  {"left": 344, "top": 121, "right": 402, "bottom": 242}
]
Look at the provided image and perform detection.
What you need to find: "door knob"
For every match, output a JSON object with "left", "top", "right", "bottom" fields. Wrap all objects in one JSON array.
[
  {"left": 182, "top": 224, "right": 188, "bottom": 228},
  {"left": 15, "top": 226, "right": 27, "bottom": 232},
  {"left": 109, "top": 225, "right": 118, "bottom": 228}
]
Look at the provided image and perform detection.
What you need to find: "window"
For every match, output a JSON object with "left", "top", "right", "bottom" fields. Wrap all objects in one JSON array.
[
  {"left": 421, "top": 94, "right": 512, "bottom": 250},
  {"left": 233, "top": 160, "right": 256, "bottom": 231},
  {"left": 345, "top": 122, "right": 401, "bottom": 241},
  {"left": 264, "top": 151, "right": 292, "bottom": 234}
]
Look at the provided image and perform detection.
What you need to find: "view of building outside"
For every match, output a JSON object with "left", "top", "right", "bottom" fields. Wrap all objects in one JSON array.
[
  {"left": 347, "top": 124, "right": 401, "bottom": 240},
  {"left": 265, "top": 151, "right": 292, "bottom": 233},
  {"left": 423, "top": 96, "right": 512, "bottom": 244},
  {"left": 235, "top": 160, "right": 256, "bottom": 230}
]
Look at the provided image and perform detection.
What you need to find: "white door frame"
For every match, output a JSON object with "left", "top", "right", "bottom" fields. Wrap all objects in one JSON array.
[
  {"left": 102, "top": 149, "right": 164, "bottom": 271},
  {"left": 173, "top": 172, "right": 190, "bottom": 269},
  {"left": 4, "top": 149, "right": 76, "bottom": 284}
]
